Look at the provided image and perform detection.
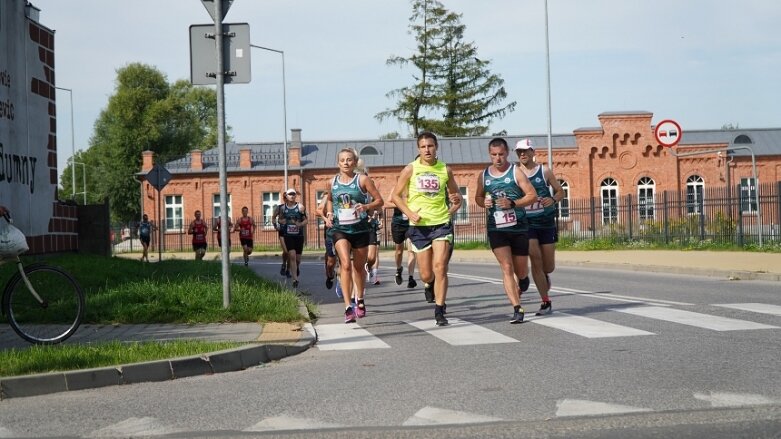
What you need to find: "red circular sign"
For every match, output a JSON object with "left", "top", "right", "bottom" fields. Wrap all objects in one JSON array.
[{"left": 654, "top": 119, "right": 682, "bottom": 148}]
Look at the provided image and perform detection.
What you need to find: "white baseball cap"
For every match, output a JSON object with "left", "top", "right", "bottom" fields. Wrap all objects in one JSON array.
[
  {"left": 285, "top": 188, "right": 296, "bottom": 195},
  {"left": 515, "top": 138, "right": 535, "bottom": 150}
]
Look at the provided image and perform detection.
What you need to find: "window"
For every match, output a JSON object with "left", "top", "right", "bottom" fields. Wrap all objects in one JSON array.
[
  {"left": 360, "top": 145, "right": 379, "bottom": 155},
  {"left": 212, "top": 193, "right": 232, "bottom": 220},
  {"left": 557, "top": 180, "right": 570, "bottom": 220},
  {"left": 262, "top": 192, "right": 281, "bottom": 228},
  {"left": 637, "top": 177, "right": 655, "bottom": 221},
  {"left": 600, "top": 178, "right": 619, "bottom": 224},
  {"left": 686, "top": 175, "right": 704, "bottom": 214},
  {"left": 740, "top": 177, "right": 757, "bottom": 213},
  {"left": 734, "top": 134, "right": 752, "bottom": 144},
  {"left": 165, "top": 195, "right": 183, "bottom": 231},
  {"left": 454, "top": 187, "right": 468, "bottom": 223}
]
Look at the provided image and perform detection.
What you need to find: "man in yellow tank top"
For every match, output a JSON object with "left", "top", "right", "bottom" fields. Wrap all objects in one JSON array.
[{"left": 391, "top": 132, "right": 462, "bottom": 326}]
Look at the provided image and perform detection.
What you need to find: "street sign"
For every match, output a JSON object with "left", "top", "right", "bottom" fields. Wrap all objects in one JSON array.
[
  {"left": 189, "top": 23, "right": 251, "bottom": 85},
  {"left": 201, "top": 0, "right": 233, "bottom": 21},
  {"left": 145, "top": 164, "right": 172, "bottom": 191},
  {"left": 654, "top": 119, "right": 682, "bottom": 148}
]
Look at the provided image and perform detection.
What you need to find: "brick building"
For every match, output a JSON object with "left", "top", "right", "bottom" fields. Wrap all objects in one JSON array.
[{"left": 139, "top": 111, "right": 781, "bottom": 248}]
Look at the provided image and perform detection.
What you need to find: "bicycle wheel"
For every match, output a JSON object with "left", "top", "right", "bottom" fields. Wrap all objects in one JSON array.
[{"left": 2, "top": 264, "right": 85, "bottom": 344}]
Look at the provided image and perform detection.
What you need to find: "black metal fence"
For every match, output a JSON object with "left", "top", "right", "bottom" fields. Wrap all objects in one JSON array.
[{"left": 111, "top": 182, "right": 781, "bottom": 254}]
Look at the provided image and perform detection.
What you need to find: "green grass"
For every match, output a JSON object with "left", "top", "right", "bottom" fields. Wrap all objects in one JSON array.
[
  {"left": 0, "top": 340, "right": 243, "bottom": 376},
  {"left": 0, "top": 254, "right": 307, "bottom": 377}
]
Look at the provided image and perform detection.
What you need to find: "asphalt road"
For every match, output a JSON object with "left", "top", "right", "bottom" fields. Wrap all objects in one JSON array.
[{"left": 1, "top": 260, "right": 780, "bottom": 438}]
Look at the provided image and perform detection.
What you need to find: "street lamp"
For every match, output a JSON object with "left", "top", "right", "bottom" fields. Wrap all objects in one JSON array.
[
  {"left": 249, "top": 44, "right": 288, "bottom": 188},
  {"left": 55, "top": 86, "right": 76, "bottom": 201},
  {"left": 543, "top": 0, "right": 553, "bottom": 171},
  {"left": 68, "top": 158, "right": 87, "bottom": 204}
]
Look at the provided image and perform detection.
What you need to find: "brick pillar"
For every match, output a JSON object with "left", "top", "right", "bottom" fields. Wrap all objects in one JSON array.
[
  {"left": 240, "top": 148, "right": 251, "bottom": 169},
  {"left": 142, "top": 150, "right": 154, "bottom": 171},
  {"left": 191, "top": 150, "right": 203, "bottom": 171},
  {"left": 289, "top": 128, "right": 301, "bottom": 167}
]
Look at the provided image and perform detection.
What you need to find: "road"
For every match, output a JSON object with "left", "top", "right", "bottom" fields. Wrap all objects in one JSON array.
[{"left": 1, "top": 259, "right": 780, "bottom": 438}]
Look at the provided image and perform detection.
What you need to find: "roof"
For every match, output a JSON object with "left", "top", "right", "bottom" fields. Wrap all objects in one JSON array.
[{"left": 162, "top": 127, "right": 781, "bottom": 174}]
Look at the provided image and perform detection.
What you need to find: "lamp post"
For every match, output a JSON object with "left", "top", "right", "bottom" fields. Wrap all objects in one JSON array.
[
  {"left": 543, "top": 0, "right": 553, "bottom": 171},
  {"left": 249, "top": 44, "right": 288, "bottom": 188},
  {"left": 68, "top": 157, "right": 87, "bottom": 204},
  {"left": 55, "top": 86, "right": 76, "bottom": 201}
]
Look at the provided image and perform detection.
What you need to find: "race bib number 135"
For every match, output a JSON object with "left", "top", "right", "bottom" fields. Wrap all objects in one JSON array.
[{"left": 415, "top": 175, "right": 440, "bottom": 193}]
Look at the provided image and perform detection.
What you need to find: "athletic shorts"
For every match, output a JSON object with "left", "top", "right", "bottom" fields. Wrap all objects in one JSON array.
[
  {"left": 284, "top": 235, "right": 305, "bottom": 254},
  {"left": 527, "top": 226, "right": 558, "bottom": 245},
  {"left": 140, "top": 236, "right": 150, "bottom": 245},
  {"left": 331, "top": 230, "right": 370, "bottom": 249},
  {"left": 192, "top": 242, "right": 207, "bottom": 251},
  {"left": 391, "top": 223, "right": 409, "bottom": 245},
  {"left": 324, "top": 238, "right": 336, "bottom": 258},
  {"left": 407, "top": 223, "right": 453, "bottom": 253},
  {"left": 488, "top": 231, "right": 529, "bottom": 256},
  {"left": 217, "top": 236, "right": 230, "bottom": 247},
  {"left": 277, "top": 228, "right": 285, "bottom": 238},
  {"left": 240, "top": 238, "right": 254, "bottom": 248},
  {"left": 368, "top": 230, "right": 379, "bottom": 246}
]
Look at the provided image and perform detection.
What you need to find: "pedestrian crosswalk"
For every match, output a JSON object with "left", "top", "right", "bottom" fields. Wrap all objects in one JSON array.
[{"left": 315, "top": 302, "right": 779, "bottom": 349}]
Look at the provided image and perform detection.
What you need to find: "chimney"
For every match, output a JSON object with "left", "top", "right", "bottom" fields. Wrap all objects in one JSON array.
[
  {"left": 142, "top": 150, "right": 154, "bottom": 172},
  {"left": 289, "top": 128, "right": 301, "bottom": 167},
  {"left": 190, "top": 150, "right": 203, "bottom": 171},
  {"left": 240, "top": 148, "right": 252, "bottom": 169}
]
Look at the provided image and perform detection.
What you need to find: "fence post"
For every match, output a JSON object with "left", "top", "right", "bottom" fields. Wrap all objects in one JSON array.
[
  {"left": 627, "top": 194, "right": 633, "bottom": 241},
  {"left": 736, "top": 183, "right": 744, "bottom": 247},
  {"left": 590, "top": 197, "right": 596, "bottom": 239},
  {"left": 698, "top": 196, "right": 705, "bottom": 241},
  {"left": 663, "top": 191, "right": 669, "bottom": 245}
]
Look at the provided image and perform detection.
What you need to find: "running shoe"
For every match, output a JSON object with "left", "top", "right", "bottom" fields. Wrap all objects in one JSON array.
[
  {"left": 435, "top": 311, "right": 448, "bottom": 326},
  {"left": 335, "top": 280, "right": 343, "bottom": 298},
  {"left": 373, "top": 270, "right": 381, "bottom": 285},
  {"left": 519, "top": 276, "right": 530, "bottom": 293},
  {"left": 292, "top": 280, "right": 299, "bottom": 289},
  {"left": 344, "top": 307, "right": 356, "bottom": 323},
  {"left": 356, "top": 303, "right": 366, "bottom": 318},
  {"left": 326, "top": 277, "right": 334, "bottom": 290},
  {"left": 535, "top": 301, "right": 553, "bottom": 316},
  {"left": 285, "top": 270, "right": 291, "bottom": 278},
  {"left": 395, "top": 267, "right": 403, "bottom": 285},
  {"left": 280, "top": 264, "right": 286, "bottom": 276},
  {"left": 365, "top": 263, "right": 371, "bottom": 282},
  {"left": 244, "top": 261, "right": 248, "bottom": 267},
  {"left": 510, "top": 308, "right": 525, "bottom": 324},
  {"left": 424, "top": 281, "right": 435, "bottom": 303},
  {"left": 407, "top": 276, "right": 417, "bottom": 289}
]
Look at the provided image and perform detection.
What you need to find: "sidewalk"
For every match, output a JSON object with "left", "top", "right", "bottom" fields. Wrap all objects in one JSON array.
[{"left": 3, "top": 249, "right": 779, "bottom": 399}]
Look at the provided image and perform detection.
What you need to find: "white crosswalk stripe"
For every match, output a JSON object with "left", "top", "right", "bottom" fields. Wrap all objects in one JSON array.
[
  {"left": 315, "top": 323, "right": 390, "bottom": 350},
  {"left": 713, "top": 303, "right": 781, "bottom": 317},
  {"left": 528, "top": 312, "right": 654, "bottom": 338},
  {"left": 613, "top": 305, "right": 779, "bottom": 331},
  {"left": 406, "top": 317, "right": 519, "bottom": 345}
]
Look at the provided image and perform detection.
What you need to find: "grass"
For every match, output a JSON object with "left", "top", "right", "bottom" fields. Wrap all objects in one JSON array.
[{"left": 0, "top": 254, "right": 306, "bottom": 377}]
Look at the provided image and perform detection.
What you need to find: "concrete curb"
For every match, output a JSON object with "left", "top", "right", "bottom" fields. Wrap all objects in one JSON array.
[{"left": 0, "top": 304, "right": 319, "bottom": 400}]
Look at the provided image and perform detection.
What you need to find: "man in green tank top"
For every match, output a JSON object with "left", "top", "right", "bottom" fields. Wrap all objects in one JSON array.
[{"left": 391, "top": 132, "right": 462, "bottom": 326}]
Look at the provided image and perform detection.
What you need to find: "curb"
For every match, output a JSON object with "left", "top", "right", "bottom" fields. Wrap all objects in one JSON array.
[{"left": 0, "top": 305, "right": 319, "bottom": 400}]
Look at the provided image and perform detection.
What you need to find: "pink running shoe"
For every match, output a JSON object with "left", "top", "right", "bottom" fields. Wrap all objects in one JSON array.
[
  {"left": 344, "top": 307, "right": 356, "bottom": 323},
  {"left": 356, "top": 303, "right": 366, "bottom": 318}
]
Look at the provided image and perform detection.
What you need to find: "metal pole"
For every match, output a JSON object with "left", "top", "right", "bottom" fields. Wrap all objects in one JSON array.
[
  {"left": 544, "top": 0, "right": 553, "bottom": 171},
  {"left": 214, "top": 0, "right": 231, "bottom": 307},
  {"left": 250, "top": 44, "right": 288, "bottom": 189},
  {"left": 55, "top": 87, "right": 76, "bottom": 201}
]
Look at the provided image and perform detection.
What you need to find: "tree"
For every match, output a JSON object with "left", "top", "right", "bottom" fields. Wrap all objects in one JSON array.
[
  {"left": 59, "top": 63, "right": 225, "bottom": 223},
  {"left": 377, "top": 0, "right": 515, "bottom": 137}
]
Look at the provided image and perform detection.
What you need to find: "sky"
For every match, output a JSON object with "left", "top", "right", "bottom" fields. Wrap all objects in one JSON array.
[{"left": 29, "top": 0, "right": 781, "bottom": 180}]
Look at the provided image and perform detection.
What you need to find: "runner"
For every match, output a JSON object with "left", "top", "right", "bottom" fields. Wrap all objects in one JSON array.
[
  {"left": 389, "top": 190, "right": 418, "bottom": 289},
  {"left": 366, "top": 209, "right": 382, "bottom": 285},
  {"left": 138, "top": 214, "right": 154, "bottom": 262},
  {"left": 272, "top": 192, "right": 290, "bottom": 277},
  {"left": 476, "top": 137, "right": 538, "bottom": 323},
  {"left": 233, "top": 206, "right": 256, "bottom": 266},
  {"left": 321, "top": 148, "right": 384, "bottom": 323},
  {"left": 280, "top": 189, "right": 307, "bottom": 288},
  {"left": 187, "top": 210, "right": 208, "bottom": 261},
  {"left": 316, "top": 192, "right": 338, "bottom": 292},
  {"left": 212, "top": 215, "right": 232, "bottom": 252},
  {"left": 391, "top": 132, "right": 462, "bottom": 326},
  {"left": 515, "top": 138, "right": 565, "bottom": 316}
]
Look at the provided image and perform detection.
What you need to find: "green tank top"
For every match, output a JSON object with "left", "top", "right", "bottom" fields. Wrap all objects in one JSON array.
[
  {"left": 407, "top": 159, "right": 451, "bottom": 226},
  {"left": 282, "top": 203, "right": 305, "bottom": 236},
  {"left": 524, "top": 164, "right": 556, "bottom": 228},
  {"left": 483, "top": 164, "right": 528, "bottom": 233},
  {"left": 330, "top": 173, "right": 369, "bottom": 234}
]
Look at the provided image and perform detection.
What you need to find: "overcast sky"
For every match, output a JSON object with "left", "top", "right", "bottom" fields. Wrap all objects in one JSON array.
[{"left": 30, "top": 0, "right": 781, "bottom": 178}]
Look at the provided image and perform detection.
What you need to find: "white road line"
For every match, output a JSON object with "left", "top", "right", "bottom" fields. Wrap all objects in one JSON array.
[
  {"left": 713, "top": 303, "right": 781, "bottom": 317},
  {"left": 555, "top": 399, "right": 652, "bottom": 417},
  {"left": 315, "top": 323, "right": 390, "bottom": 350},
  {"left": 403, "top": 406, "right": 503, "bottom": 426},
  {"left": 245, "top": 415, "right": 344, "bottom": 431},
  {"left": 88, "top": 417, "right": 184, "bottom": 437},
  {"left": 613, "top": 305, "right": 779, "bottom": 331},
  {"left": 406, "top": 318, "right": 519, "bottom": 345},
  {"left": 529, "top": 312, "right": 654, "bottom": 338}
]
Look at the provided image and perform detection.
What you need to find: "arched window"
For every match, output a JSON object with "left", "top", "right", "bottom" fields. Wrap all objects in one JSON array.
[
  {"left": 637, "top": 177, "right": 655, "bottom": 221},
  {"left": 600, "top": 178, "right": 619, "bottom": 224},
  {"left": 360, "top": 145, "right": 379, "bottom": 155},
  {"left": 734, "top": 134, "right": 752, "bottom": 144},
  {"left": 557, "top": 180, "right": 570, "bottom": 219},
  {"left": 686, "top": 175, "right": 704, "bottom": 214}
]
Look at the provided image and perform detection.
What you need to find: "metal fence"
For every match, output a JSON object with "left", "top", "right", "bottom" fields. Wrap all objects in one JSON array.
[{"left": 111, "top": 181, "right": 781, "bottom": 254}]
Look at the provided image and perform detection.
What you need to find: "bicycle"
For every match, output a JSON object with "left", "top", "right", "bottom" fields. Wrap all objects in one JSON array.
[{"left": 1, "top": 215, "right": 85, "bottom": 344}]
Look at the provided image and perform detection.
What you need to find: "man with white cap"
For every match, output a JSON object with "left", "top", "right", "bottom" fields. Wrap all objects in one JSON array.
[{"left": 515, "top": 138, "right": 565, "bottom": 315}]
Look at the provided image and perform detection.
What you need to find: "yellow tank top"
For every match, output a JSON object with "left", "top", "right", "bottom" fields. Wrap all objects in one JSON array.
[{"left": 407, "top": 159, "right": 450, "bottom": 226}]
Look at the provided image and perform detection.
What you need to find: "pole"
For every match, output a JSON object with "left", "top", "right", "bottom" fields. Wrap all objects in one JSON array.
[
  {"left": 157, "top": 185, "right": 162, "bottom": 262},
  {"left": 544, "top": 0, "right": 553, "bottom": 172},
  {"left": 250, "top": 44, "right": 288, "bottom": 189},
  {"left": 214, "top": 0, "right": 231, "bottom": 307},
  {"left": 55, "top": 87, "right": 76, "bottom": 201}
]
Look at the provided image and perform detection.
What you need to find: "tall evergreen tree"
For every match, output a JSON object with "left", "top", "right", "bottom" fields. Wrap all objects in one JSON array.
[{"left": 377, "top": 0, "right": 515, "bottom": 137}]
